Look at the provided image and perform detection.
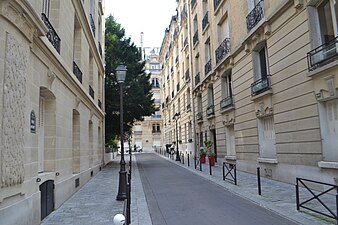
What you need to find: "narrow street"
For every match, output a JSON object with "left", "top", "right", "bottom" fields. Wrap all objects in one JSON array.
[{"left": 136, "top": 153, "right": 297, "bottom": 225}]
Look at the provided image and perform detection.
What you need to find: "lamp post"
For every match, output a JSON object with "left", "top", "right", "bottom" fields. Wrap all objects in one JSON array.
[
  {"left": 115, "top": 64, "right": 128, "bottom": 201},
  {"left": 173, "top": 112, "right": 181, "bottom": 161}
]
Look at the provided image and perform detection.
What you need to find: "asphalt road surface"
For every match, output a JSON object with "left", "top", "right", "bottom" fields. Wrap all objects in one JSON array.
[{"left": 136, "top": 153, "right": 297, "bottom": 225}]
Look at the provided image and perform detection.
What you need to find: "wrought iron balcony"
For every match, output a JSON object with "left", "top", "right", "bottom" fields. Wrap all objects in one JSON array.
[
  {"left": 185, "top": 69, "right": 190, "bottom": 81},
  {"left": 177, "top": 83, "right": 180, "bottom": 92},
  {"left": 98, "top": 99, "right": 102, "bottom": 109},
  {"left": 214, "top": 0, "right": 222, "bottom": 10},
  {"left": 220, "top": 96, "right": 233, "bottom": 110},
  {"left": 202, "top": 11, "right": 209, "bottom": 31},
  {"left": 206, "top": 105, "right": 215, "bottom": 117},
  {"left": 196, "top": 112, "right": 203, "bottom": 121},
  {"left": 195, "top": 72, "right": 200, "bottom": 86},
  {"left": 215, "top": 38, "right": 230, "bottom": 64},
  {"left": 246, "top": 0, "right": 264, "bottom": 30},
  {"left": 72, "top": 61, "right": 83, "bottom": 83},
  {"left": 41, "top": 13, "right": 61, "bottom": 53},
  {"left": 191, "top": 0, "right": 196, "bottom": 9},
  {"left": 307, "top": 36, "right": 338, "bottom": 71},
  {"left": 193, "top": 30, "right": 199, "bottom": 46},
  {"left": 98, "top": 42, "right": 102, "bottom": 57},
  {"left": 89, "top": 13, "right": 96, "bottom": 36},
  {"left": 205, "top": 59, "right": 212, "bottom": 75},
  {"left": 89, "top": 85, "right": 94, "bottom": 99},
  {"left": 251, "top": 75, "right": 271, "bottom": 96}
]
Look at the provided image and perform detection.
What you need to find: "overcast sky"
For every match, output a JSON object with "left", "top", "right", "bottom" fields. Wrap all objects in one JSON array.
[{"left": 104, "top": 0, "right": 177, "bottom": 48}]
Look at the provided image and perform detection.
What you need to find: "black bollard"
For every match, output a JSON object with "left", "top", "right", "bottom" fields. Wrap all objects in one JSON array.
[
  {"left": 187, "top": 153, "right": 190, "bottom": 167},
  {"left": 257, "top": 167, "right": 261, "bottom": 195}
]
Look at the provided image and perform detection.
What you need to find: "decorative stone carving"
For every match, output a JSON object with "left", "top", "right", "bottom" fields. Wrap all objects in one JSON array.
[
  {"left": 256, "top": 102, "right": 273, "bottom": 118},
  {"left": 1, "top": 33, "right": 27, "bottom": 188},
  {"left": 223, "top": 113, "right": 235, "bottom": 126}
]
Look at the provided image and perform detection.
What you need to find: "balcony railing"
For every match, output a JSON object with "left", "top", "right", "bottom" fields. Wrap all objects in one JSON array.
[
  {"left": 307, "top": 36, "right": 338, "bottom": 71},
  {"left": 191, "top": 0, "right": 196, "bottom": 9},
  {"left": 177, "top": 83, "right": 180, "bottom": 92},
  {"left": 202, "top": 11, "right": 209, "bottom": 31},
  {"left": 220, "top": 96, "right": 233, "bottom": 110},
  {"left": 193, "top": 30, "right": 199, "bottom": 46},
  {"left": 89, "top": 13, "right": 96, "bottom": 36},
  {"left": 214, "top": 0, "right": 222, "bottom": 10},
  {"left": 185, "top": 69, "right": 190, "bottom": 81},
  {"left": 98, "top": 42, "right": 102, "bottom": 57},
  {"left": 98, "top": 99, "right": 102, "bottom": 109},
  {"left": 195, "top": 72, "right": 200, "bottom": 86},
  {"left": 251, "top": 75, "right": 271, "bottom": 96},
  {"left": 89, "top": 85, "right": 94, "bottom": 99},
  {"left": 215, "top": 38, "right": 231, "bottom": 64},
  {"left": 41, "top": 13, "right": 61, "bottom": 53},
  {"left": 205, "top": 59, "right": 212, "bottom": 75},
  {"left": 196, "top": 112, "right": 203, "bottom": 121},
  {"left": 73, "top": 61, "right": 83, "bottom": 83},
  {"left": 246, "top": 0, "right": 264, "bottom": 30},
  {"left": 206, "top": 105, "right": 215, "bottom": 117}
]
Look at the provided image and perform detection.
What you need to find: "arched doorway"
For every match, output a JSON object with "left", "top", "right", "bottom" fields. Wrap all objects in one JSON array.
[{"left": 40, "top": 180, "right": 54, "bottom": 220}]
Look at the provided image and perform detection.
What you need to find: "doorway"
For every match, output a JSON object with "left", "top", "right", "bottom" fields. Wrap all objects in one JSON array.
[{"left": 40, "top": 180, "right": 54, "bottom": 220}]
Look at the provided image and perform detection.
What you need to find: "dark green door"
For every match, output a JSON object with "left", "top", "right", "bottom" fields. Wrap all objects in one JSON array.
[{"left": 40, "top": 180, "right": 54, "bottom": 220}]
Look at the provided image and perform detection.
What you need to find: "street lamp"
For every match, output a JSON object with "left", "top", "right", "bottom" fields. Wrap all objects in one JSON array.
[
  {"left": 173, "top": 112, "right": 181, "bottom": 161},
  {"left": 115, "top": 64, "right": 128, "bottom": 201}
]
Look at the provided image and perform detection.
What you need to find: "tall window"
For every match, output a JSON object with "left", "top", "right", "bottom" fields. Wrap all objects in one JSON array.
[
  {"left": 218, "top": 17, "right": 229, "bottom": 44},
  {"left": 226, "top": 125, "right": 236, "bottom": 157},
  {"left": 42, "top": 0, "right": 50, "bottom": 17},
  {"left": 258, "top": 116, "right": 276, "bottom": 159},
  {"left": 152, "top": 124, "right": 161, "bottom": 133},
  {"left": 221, "top": 71, "right": 232, "bottom": 100},
  {"left": 253, "top": 42, "right": 269, "bottom": 80}
]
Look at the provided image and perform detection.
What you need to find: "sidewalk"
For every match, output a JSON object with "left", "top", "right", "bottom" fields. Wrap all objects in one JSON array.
[
  {"left": 156, "top": 151, "right": 336, "bottom": 225},
  {"left": 41, "top": 154, "right": 151, "bottom": 225}
]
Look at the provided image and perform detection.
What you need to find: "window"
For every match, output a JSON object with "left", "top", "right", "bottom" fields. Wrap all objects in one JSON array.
[
  {"left": 220, "top": 70, "right": 233, "bottom": 109},
  {"left": 207, "top": 85, "right": 215, "bottom": 116},
  {"left": 218, "top": 17, "right": 229, "bottom": 44},
  {"left": 258, "top": 116, "right": 276, "bottom": 159},
  {"left": 152, "top": 78, "right": 160, "bottom": 87},
  {"left": 226, "top": 125, "right": 236, "bottom": 157},
  {"left": 152, "top": 124, "right": 161, "bottom": 133},
  {"left": 42, "top": 0, "right": 50, "bottom": 17},
  {"left": 205, "top": 40, "right": 212, "bottom": 75}
]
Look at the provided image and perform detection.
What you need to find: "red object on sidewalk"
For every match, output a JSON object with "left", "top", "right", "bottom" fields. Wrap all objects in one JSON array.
[
  {"left": 208, "top": 156, "right": 215, "bottom": 166},
  {"left": 200, "top": 155, "right": 206, "bottom": 164}
]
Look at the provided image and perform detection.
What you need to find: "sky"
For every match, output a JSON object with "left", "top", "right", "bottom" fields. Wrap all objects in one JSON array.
[{"left": 104, "top": 0, "right": 178, "bottom": 48}]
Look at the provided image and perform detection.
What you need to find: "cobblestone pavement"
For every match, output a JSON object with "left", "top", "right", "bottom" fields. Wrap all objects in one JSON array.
[
  {"left": 157, "top": 151, "right": 336, "bottom": 225},
  {"left": 41, "top": 154, "right": 151, "bottom": 225}
]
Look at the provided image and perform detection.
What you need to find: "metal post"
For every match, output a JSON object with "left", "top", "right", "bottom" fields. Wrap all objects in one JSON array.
[
  {"left": 257, "top": 167, "right": 261, "bottom": 196},
  {"left": 194, "top": 156, "right": 197, "bottom": 169},
  {"left": 200, "top": 159, "right": 202, "bottom": 171},
  {"left": 182, "top": 153, "right": 184, "bottom": 164},
  {"left": 175, "top": 115, "right": 181, "bottom": 162},
  {"left": 222, "top": 162, "right": 225, "bottom": 181},
  {"left": 129, "top": 152, "right": 132, "bottom": 178},
  {"left": 336, "top": 189, "right": 338, "bottom": 224},
  {"left": 126, "top": 176, "right": 131, "bottom": 225},
  {"left": 296, "top": 179, "right": 299, "bottom": 210},
  {"left": 209, "top": 160, "right": 212, "bottom": 176},
  {"left": 116, "top": 83, "right": 127, "bottom": 201},
  {"left": 234, "top": 164, "right": 237, "bottom": 185},
  {"left": 187, "top": 153, "right": 190, "bottom": 167}
]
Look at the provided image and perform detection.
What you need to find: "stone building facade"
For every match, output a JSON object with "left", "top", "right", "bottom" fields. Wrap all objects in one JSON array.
[
  {"left": 132, "top": 48, "right": 163, "bottom": 152},
  {"left": 161, "top": 0, "right": 338, "bottom": 186},
  {"left": 0, "top": 0, "right": 105, "bottom": 224}
]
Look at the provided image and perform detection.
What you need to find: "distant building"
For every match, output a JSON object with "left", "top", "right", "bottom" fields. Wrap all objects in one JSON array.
[
  {"left": 132, "top": 48, "right": 163, "bottom": 152},
  {"left": 0, "top": 0, "right": 105, "bottom": 224}
]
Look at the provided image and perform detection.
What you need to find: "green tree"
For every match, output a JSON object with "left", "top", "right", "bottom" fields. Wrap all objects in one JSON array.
[{"left": 105, "top": 15, "right": 155, "bottom": 143}]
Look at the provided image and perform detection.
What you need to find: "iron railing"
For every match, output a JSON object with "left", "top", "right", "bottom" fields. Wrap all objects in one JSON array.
[
  {"left": 193, "top": 30, "right": 199, "bottom": 46},
  {"left": 215, "top": 38, "right": 231, "bottom": 64},
  {"left": 196, "top": 112, "right": 203, "bottom": 121},
  {"left": 251, "top": 75, "right": 271, "bottom": 96},
  {"left": 41, "top": 13, "right": 61, "bottom": 53},
  {"left": 89, "top": 85, "right": 94, "bottom": 99},
  {"left": 73, "top": 61, "right": 83, "bottom": 83},
  {"left": 202, "top": 11, "right": 209, "bottom": 31},
  {"left": 220, "top": 96, "right": 233, "bottom": 110},
  {"left": 205, "top": 59, "right": 212, "bottom": 75},
  {"left": 98, "top": 42, "right": 102, "bottom": 57},
  {"left": 246, "top": 0, "right": 264, "bottom": 30},
  {"left": 206, "top": 105, "right": 215, "bottom": 117},
  {"left": 296, "top": 178, "right": 338, "bottom": 224},
  {"left": 89, "top": 13, "right": 96, "bottom": 36},
  {"left": 223, "top": 162, "right": 237, "bottom": 185},
  {"left": 195, "top": 72, "right": 200, "bottom": 86},
  {"left": 307, "top": 36, "right": 338, "bottom": 71},
  {"left": 214, "top": 0, "right": 222, "bottom": 10}
]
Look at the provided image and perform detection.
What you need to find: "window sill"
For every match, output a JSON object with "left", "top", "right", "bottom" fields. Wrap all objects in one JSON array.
[
  {"left": 207, "top": 114, "right": 215, "bottom": 120},
  {"left": 318, "top": 161, "right": 338, "bottom": 169},
  {"left": 220, "top": 105, "right": 235, "bottom": 114},
  {"left": 257, "top": 157, "right": 278, "bottom": 164},
  {"left": 307, "top": 60, "right": 338, "bottom": 78},
  {"left": 251, "top": 89, "right": 273, "bottom": 101}
]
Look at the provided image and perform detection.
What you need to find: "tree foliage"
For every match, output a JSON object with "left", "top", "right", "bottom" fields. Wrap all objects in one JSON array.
[{"left": 105, "top": 15, "right": 155, "bottom": 143}]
